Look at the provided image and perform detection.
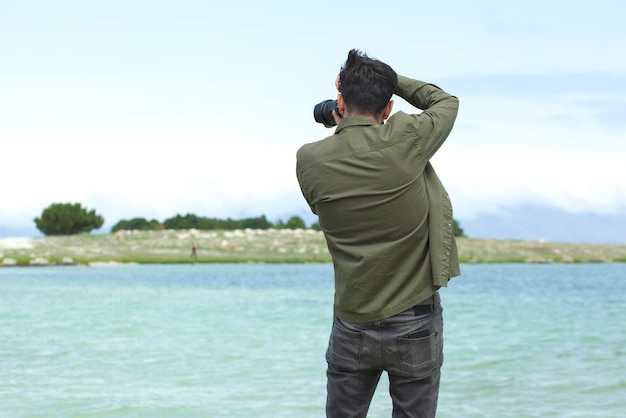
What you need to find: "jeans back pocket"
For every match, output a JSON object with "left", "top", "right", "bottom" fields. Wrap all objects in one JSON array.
[
  {"left": 394, "top": 330, "right": 439, "bottom": 378},
  {"left": 326, "top": 319, "right": 364, "bottom": 371}
]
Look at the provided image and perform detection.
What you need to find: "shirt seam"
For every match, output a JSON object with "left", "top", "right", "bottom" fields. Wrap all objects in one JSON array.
[{"left": 298, "top": 132, "right": 417, "bottom": 174}]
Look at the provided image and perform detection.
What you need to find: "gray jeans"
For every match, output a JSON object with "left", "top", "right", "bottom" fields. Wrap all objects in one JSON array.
[{"left": 326, "top": 303, "right": 444, "bottom": 418}]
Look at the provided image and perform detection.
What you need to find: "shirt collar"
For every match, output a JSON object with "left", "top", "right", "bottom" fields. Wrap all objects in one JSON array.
[{"left": 335, "top": 116, "right": 376, "bottom": 133}]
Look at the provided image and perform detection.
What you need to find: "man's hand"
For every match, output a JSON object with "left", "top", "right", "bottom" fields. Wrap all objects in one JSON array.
[
  {"left": 333, "top": 74, "right": 343, "bottom": 125},
  {"left": 332, "top": 109, "right": 342, "bottom": 126}
]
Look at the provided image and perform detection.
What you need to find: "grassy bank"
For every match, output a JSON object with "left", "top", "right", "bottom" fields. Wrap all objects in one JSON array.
[{"left": 1, "top": 229, "right": 625, "bottom": 266}]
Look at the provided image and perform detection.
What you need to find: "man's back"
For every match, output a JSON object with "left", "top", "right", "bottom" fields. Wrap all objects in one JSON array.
[
  {"left": 297, "top": 49, "right": 460, "bottom": 418},
  {"left": 297, "top": 111, "right": 438, "bottom": 322}
]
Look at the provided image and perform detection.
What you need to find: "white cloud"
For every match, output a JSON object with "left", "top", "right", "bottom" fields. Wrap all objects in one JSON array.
[
  {"left": 435, "top": 147, "right": 626, "bottom": 219},
  {"left": 0, "top": 134, "right": 303, "bottom": 228}
]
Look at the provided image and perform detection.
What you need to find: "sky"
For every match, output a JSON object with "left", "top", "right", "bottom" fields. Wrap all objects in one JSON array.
[{"left": 1, "top": 0, "right": 625, "bottom": 236}]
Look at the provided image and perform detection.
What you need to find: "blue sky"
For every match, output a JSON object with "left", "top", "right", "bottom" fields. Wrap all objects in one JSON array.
[{"left": 1, "top": 0, "right": 625, "bottom": 235}]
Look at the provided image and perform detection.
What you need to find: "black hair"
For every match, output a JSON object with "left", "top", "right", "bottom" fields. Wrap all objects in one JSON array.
[{"left": 339, "top": 49, "right": 398, "bottom": 116}]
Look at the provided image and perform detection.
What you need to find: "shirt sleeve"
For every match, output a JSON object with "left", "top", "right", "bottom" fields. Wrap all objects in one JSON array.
[
  {"left": 295, "top": 146, "right": 318, "bottom": 215},
  {"left": 394, "top": 75, "right": 459, "bottom": 161}
]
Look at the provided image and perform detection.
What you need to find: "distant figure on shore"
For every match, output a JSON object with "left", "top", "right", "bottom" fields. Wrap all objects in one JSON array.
[{"left": 191, "top": 243, "right": 197, "bottom": 259}]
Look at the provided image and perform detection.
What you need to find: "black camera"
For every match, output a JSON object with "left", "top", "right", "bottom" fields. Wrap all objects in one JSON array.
[{"left": 313, "top": 99, "right": 340, "bottom": 128}]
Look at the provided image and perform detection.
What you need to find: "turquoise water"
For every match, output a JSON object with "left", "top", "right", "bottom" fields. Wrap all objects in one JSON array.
[{"left": 0, "top": 263, "right": 624, "bottom": 417}]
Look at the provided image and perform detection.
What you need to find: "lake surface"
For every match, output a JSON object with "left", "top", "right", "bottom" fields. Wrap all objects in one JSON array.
[{"left": 1, "top": 263, "right": 624, "bottom": 417}]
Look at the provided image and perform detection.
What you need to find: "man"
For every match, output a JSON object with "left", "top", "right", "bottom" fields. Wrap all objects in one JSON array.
[{"left": 296, "top": 49, "right": 460, "bottom": 418}]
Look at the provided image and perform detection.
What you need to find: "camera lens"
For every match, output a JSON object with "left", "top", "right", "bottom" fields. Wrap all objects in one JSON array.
[{"left": 313, "top": 99, "right": 338, "bottom": 128}]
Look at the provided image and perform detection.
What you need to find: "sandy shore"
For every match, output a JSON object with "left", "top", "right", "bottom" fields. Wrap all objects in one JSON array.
[{"left": 0, "top": 237, "right": 34, "bottom": 250}]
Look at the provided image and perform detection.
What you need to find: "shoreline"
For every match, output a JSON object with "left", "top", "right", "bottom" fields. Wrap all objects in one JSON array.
[{"left": 1, "top": 229, "right": 626, "bottom": 266}]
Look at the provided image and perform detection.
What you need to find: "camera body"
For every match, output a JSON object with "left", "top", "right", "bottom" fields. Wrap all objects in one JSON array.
[{"left": 313, "top": 99, "right": 339, "bottom": 128}]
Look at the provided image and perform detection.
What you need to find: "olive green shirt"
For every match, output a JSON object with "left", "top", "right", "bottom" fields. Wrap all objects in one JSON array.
[{"left": 296, "top": 75, "right": 460, "bottom": 323}]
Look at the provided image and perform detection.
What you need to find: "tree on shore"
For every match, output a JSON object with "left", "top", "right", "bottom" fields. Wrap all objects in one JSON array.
[
  {"left": 111, "top": 217, "right": 162, "bottom": 232},
  {"left": 453, "top": 219, "right": 465, "bottom": 237},
  {"left": 273, "top": 215, "right": 307, "bottom": 230},
  {"left": 110, "top": 213, "right": 466, "bottom": 236},
  {"left": 159, "top": 213, "right": 273, "bottom": 230},
  {"left": 34, "top": 203, "right": 104, "bottom": 235}
]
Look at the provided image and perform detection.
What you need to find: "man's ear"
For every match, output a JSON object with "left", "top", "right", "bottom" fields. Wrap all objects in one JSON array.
[
  {"left": 382, "top": 100, "right": 394, "bottom": 120},
  {"left": 337, "top": 94, "right": 346, "bottom": 116}
]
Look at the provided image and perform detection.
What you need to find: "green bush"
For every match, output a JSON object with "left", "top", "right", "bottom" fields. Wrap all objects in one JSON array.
[
  {"left": 34, "top": 203, "right": 104, "bottom": 236},
  {"left": 310, "top": 221, "right": 321, "bottom": 231},
  {"left": 111, "top": 218, "right": 162, "bottom": 232},
  {"left": 453, "top": 219, "right": 465, "bottom": 237},
  {"left": 162, "top": 213, "right": 272, "bottom": 230},
  {"left": 274, "top": 216, "right": 307, "bottom": 230}
]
